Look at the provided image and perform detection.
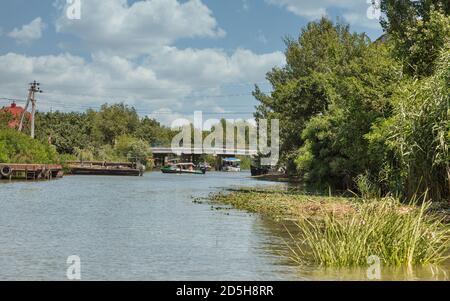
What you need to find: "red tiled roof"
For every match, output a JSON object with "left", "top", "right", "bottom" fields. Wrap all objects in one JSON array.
[{"left": 1, "top": 102, "right": 30, "bottom": 128}]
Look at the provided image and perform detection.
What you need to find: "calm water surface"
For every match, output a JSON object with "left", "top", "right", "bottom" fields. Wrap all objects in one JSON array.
[{"left": 0, "top": 172, "right": 448, "bottom": 280}]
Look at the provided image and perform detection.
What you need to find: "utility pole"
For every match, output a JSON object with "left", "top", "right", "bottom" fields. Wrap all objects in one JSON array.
[
  {"left": 18, "top": 85, "right": 33, "bottom": 132},
  {"left": 18, "top": 81, "right": 42, "bottom": 138}
]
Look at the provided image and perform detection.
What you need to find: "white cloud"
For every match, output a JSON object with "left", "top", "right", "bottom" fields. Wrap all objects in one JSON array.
[
  {"left": 343, "top": 11, "right": 381, "bottom": 30},
  {"left": 148, "top": 108, "right": 190, "bottom": 127},
  {"left": 0, "top": 52, "right": 185, "bottom": 111},
  {"left": 8, "top": 17, "right": 46, "bottom": 44},
  {"left": 0, "top": 48, "right": 284, "bottom": 124},
  {"left": 266, "top": 0, "right": 381, "bottom": 30},
  {"left": 0, "top": 1, "right": 286, "bottom": 126},
  {"left": 146, "top": 47, "right": 284, "bottom": 87},
  {"left": 55, "top": 0, "right": 226, "bottom": 56}
]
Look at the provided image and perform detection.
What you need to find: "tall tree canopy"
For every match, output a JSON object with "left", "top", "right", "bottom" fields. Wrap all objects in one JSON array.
[
  {"left": 380, "top": 0, "right": 450, "bottom": 76},
  {"left": 253, "top": 10, "right": 449, "bottom": 200},
  {"left": 34, "top": 103, "right": 174, "bottom": 161},
  {"left": 254, "top": 18, "right": 398, "bottom": 175}
]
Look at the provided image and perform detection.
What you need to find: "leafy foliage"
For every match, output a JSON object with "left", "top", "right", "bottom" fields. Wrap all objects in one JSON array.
[
  {"left": 0, "top": 111, "right": 14, "bottom": 130},
  {"left": 255, "top": 12, "right": 449, "bottom": 201},
  {"left": 91, "top": 103, "right": 140, "bottom": 145},
  {"left": 33, "top": 103, "right": 174, "bottom": 164},
  {"left": 295, "top": 41, "right": 400, "bottom": 190},
  {"left": 0, "top": 103, "right": 175, "bottom": 166},
  {"left": 254, "top": 19, "right": 374, "bottom": 172},
  {"left": 380, "top": 0, "right": 450, "bottom": 76},
  {"left": 366, "top": 45, "right": 450, "bottom": 201},
  {"left": 35, "top": 111, "right": 95, "bottom": 154},
  {"left": 114, "top": 134, "right": 153, "bottom": 164},
  {"left": 0, "top": 129, "right": 58, "bottom": 164}
]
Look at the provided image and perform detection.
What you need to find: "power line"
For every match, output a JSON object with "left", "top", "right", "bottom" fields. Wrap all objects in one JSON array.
[
  {"left": 1, "top": 85, "right": 271, "bottom": 107},
  {"left": 25, "top": 80, "right": 272, "bottom": 91},
  {"left": 0, "top": 97, "right": 26, "bottom": 103},
  {"left": 2, "top": 97, "right": 259, "bottom": 114},
  {"left": 42, "top": 91, "right": 267, "bottom": 100},
  {"left": 1, "top": 85, "right": 264, "bottom": 118},
  {"left": 0, "top": 97, "right": 260, "bottom": 115}
]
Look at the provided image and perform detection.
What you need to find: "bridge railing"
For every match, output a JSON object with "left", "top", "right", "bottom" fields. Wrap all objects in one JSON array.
[{"left": 151, "top": 147, "right": 258, "bottom": 156}]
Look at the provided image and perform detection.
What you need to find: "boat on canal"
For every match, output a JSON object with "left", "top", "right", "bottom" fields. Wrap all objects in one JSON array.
[
  {"left": 67, "top": 161, "right": 145, "bottom": 177},
  {"left": 221, "top": 158, "right": 241, "bottom": 172},
  {"left": 161, "top": 163, "right": 206, "bottom": 175}
]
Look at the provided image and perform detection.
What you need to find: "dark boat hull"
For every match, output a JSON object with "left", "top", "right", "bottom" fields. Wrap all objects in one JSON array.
[
  {"left": 70, "top": 167, "right": 142, "bottom": 176},
  {"left": 251, "top": 166, "right": 270, "bottom": 177}
]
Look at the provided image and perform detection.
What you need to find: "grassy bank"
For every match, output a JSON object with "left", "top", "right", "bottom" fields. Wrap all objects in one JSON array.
[
  {"left": 212, "top": 188, "right": 356, "bottom": 221},
  {"left": 212, "top": 189, "right": 450, "bottom": 267}
]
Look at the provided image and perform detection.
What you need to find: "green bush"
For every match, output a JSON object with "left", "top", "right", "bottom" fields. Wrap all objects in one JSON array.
[
  {"left": 0, "top": 129, "right": 58, "bottom": 164},
  {"left": 114, "top": 135, "right": 152, "bottom": 165},
  {"left": 380, "top": 4, "right": 450, "bottom": 77}
]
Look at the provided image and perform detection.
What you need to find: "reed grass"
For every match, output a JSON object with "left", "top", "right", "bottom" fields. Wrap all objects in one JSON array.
[{"left": 288, "top": 198, "right": 450, "bottom": 267}]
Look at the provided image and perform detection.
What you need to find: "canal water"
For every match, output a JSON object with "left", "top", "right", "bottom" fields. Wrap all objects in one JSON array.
[{"left": 0, "top": 172, "right": 449, "bottom": 280}]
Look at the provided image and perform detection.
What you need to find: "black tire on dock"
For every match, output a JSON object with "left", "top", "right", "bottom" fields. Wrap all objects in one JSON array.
[{"left": 1, "top": 166, "right": 13, "bottom": 178}]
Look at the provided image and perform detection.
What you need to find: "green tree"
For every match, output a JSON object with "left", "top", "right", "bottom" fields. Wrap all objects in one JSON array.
[
  {"left": 0, "top": 129, "right": 58, "bottom": 164},
  {"left": 35, "top": 111, "right": 95, "bottom": 154},
  {"left": 0, "top": 111, "right": 13, "bottom": 130},
  {"left": 380, "top": 0, "right": 450, "bottom": 76},
  {"left": 366, "top": 45, "right": 450, "bottom": 201},
  {"left": 114, "top": 135, "right": 152, "bottom": 165},
  {"left": 254, "top": 18, "right": 393, "bottom": 173},
  {"left": 135, "top": 116, "right": 173, "bottom": 146},
  {"left": 92, "top": 103, "right": 140, "bottom": 145},
  {"left": 296, "top": 41, "right": 400, "bottom": 190}
]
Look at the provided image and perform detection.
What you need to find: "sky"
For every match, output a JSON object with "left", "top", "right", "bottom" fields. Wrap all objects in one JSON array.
[{"left": 0, "top": 0, "right": 383, "bottom": 126}]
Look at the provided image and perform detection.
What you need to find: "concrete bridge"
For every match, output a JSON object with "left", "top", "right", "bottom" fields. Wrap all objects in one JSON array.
[
  {"left": 150, "top": 147, "right": 257, "bottom": 168},
  {"left": 150, "top": 147, "right": 257, "bottom": 156}
]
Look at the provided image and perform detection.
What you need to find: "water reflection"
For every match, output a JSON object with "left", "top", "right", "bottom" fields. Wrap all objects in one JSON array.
[{"left": 0, "top": 172, "right": 448, "bottom": 281}]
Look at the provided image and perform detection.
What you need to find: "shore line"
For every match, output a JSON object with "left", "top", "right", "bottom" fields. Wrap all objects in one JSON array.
[{"left": 209, "top": 187, "right": 450, "bottom": 268}]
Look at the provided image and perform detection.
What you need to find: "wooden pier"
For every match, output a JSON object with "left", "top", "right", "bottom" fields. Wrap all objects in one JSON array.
[{"left": 0, "top": 164, "right": 63, "bottom": 181}]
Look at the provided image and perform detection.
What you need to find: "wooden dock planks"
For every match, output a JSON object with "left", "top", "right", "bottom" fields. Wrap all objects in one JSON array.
[{"left": 0, "top": 163, "right": 63, "bottom": 181}]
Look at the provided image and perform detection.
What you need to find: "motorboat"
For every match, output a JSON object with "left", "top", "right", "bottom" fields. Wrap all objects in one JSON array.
[{"left": 161, "top": 163, "right": 206, "bottom": 175}]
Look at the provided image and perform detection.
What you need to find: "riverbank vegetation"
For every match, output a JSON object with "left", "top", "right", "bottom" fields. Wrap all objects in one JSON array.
[
  {"left": 293, "top": 199, "right": 449, "bottom": 267},
  {"left": 254, "top": 1, "right": 449, "bottom": 202},
  {"left": 35, "top": 103, "right": 173, "bottom": 166},
  {"left": 212, "top": 189, "right": 450, "bottom": 267},
  {"left": 0, "top": 103, "right": 174, "bottom": 166},
  {"left": 0, "top": 129, "right": 58, "bottom": 164},
  {"left": 213, "top": 1, "right": 450, "bottom": 269},
  {"left": 212, "top": 188, "right": 354, "bottom": 221}
]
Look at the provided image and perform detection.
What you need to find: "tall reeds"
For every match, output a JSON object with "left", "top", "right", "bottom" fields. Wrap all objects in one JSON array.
[
  {"left": 288, "top": 198, "right": 450, "bottom": 267},
  {"left": 368, "top": 45, "right": 450, "bottom": 201}
]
